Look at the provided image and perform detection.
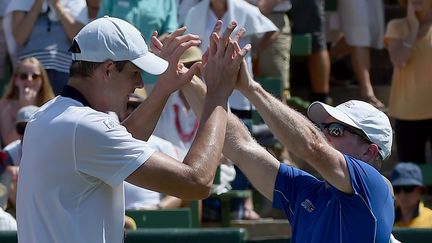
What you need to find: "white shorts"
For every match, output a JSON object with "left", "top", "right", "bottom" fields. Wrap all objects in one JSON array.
[{"left": 338, "top": 0, "right": 385, "bottom": 49}]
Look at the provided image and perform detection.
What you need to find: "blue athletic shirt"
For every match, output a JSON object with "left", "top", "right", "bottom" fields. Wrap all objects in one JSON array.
[{"left": 273, "top": 155, "right": 394, "bottom": 243}]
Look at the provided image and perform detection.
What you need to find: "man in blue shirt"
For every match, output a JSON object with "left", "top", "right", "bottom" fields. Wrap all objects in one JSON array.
[
  {"left": 226, "top": 69, "right": 394, "bottom": 242},
  {"left": 183, "top": 51, "right": 394, "bottom": 242}
]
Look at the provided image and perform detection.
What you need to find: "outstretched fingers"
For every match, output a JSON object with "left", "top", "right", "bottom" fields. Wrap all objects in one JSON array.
[
  {"left": 236, "top": 43, "right": 251, "bottom": 64},
  {"left": 217, "top": 21, "right": 237, "bottom": 57},
  {"left": 233, "top": 27, "right": 246, "bottom": 43},
  {"left": 150, "top": 31, "right": 163, "bottom": 55},
  {"left": 211, "top": 20, "right": 223, "bottom": 36}
]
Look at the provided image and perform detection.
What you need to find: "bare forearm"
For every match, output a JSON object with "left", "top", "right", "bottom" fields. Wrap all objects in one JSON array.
[
  {"left": 181, "top": 76, "right": 206, "bottom": 118},
  {"left": 243, "top": 83, "right": 326, "bottom": 163},
  {"left": 122, "top": 85, "right": 171, "bottom": 141},
  {"left": 388, "top": 33, "right": 417, "bottom": 68},
  {"left": 52, "top": 3, "right": 85, "bottom": 41},
  {"left": 183, "top": 98, "right": 228, "bottom": 191},
  {"left": 12, "top": 7, "right": 42, "bottom": 46},
  {"left": 223, "top": 114, "right": 279, "bottom": 200},
  {"left": 159, "top": 195, "right": 183, "bottom": 209}
]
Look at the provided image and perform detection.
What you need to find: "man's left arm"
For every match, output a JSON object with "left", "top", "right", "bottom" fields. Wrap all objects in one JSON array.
[
  {"left": 122, "top": 27, "right": 201, "bottom": 141},
  {"left": 237, "top": 62, "right": 352, "bottom": 194}
]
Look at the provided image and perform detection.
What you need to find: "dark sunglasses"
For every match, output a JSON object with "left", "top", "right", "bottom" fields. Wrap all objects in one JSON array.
[
  {"left": 17, "top": 72, "right": 41, "bottom": 80},
  {"left": 16, "top": 123, "right": 27, "bottom": 135},
  {"left": 319, "top": 122, "right": 371, "bottom": 143},
  {"left": 393, "top": 185, "right": 417, "bottom": 194}
]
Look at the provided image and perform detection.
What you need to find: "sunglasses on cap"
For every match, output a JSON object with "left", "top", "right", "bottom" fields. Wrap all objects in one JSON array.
[
  {"left": 17, "top": 72, "right": 41, "bottom": 81},
  {"left": 393, "top": 185, "right": 417, "bottom": 194},
  {"left": 319, "top": 122, "right": 372, "bottom": 143}
]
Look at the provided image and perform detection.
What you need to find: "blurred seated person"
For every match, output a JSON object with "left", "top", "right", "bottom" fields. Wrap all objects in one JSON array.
[
  {"left": 6, "top": 0, "right": 88, "bottom": 95},
  {"left": 4, "top": 105, "right": 40, "bottom": 166},
  {"left": 1, "top": 105, "right": 39, "bottom": 214},
  {"left": 0, "top": 150, "right": 17, "bottom": 230},
  {"left": 391, "top": 162, "right": 432, "bottom": 228},
  {"left": 0, "top": 57, "right": 54, "bottom": 147}
]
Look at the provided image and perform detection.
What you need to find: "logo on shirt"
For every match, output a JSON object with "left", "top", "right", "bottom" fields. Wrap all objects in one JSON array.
[
  {"left": 301, "top": 199, "right": 315, "bottom": 213},
  {"left": 103, "top": 118, "right": 116, "bottom": 129}
]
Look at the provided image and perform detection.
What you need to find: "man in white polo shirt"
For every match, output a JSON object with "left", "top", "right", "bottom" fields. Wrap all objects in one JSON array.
[{"left": 16, "top": 17, "right": 249, "bottom": 243}]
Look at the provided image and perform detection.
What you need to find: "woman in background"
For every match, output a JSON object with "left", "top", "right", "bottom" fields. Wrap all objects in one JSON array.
[{"left": 0, "top": 57, "right": 54, "bottom": 147}]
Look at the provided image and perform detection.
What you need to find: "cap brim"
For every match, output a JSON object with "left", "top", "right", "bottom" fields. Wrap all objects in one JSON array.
[
  {"left": 392, "top": 178, "right": 423, "bottom": 186},
  {"left": 131, "top": 52, "right": 168, "bottom": 75},
  {"left": 307, "top": 101, "right": 361, "bottom": 130}
]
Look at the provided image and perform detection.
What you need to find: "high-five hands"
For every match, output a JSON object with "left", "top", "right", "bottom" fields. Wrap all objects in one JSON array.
[
  {"left": 150, "top": 28, "right": 202, "bottom": 94},
  {"left": 202, "top": 20, "right": 251, "bottom": 100}
]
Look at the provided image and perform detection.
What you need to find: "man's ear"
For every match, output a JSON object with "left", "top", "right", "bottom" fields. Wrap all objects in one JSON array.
[
  {"left": 364, "top": 144, "right": 380, "bottom": 161},
  {"left": 102, "top": 61, "right": 115, "bottom": 77}
]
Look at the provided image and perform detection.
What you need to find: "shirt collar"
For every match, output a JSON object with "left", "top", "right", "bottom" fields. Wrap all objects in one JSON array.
[{"left": 61, "top": 85, "right": 91, "bottom": 107}]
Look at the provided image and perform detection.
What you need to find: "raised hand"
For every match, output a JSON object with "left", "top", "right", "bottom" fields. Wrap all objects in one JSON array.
[
  {"left": 151, "top": 28, "right": 202, "bottom": 94},
  {"left": 406, "top": 1, "right": 419, "bottom": 35},
  {"left": 202, "top": 21, "right": 251, "bottom": 100}
]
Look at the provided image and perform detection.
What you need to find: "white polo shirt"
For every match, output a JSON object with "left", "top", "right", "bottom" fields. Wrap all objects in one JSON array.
[{"left": 16, "top": 95, "right": 155, "bottom": 243}]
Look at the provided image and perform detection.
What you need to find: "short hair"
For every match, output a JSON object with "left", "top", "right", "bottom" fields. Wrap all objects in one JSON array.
[
  {"left": 399, "top": 0, "right": 407, "bottom": 7},
  {"left": 69, "top": 60, "right": 129, "bottom": 78},
  {"left": 372, "top": 154, "right": 383, "bottom": 171}
]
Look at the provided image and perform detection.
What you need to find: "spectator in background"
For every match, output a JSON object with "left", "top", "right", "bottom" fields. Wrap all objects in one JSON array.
[
  {"left": 384, "top": 0, "right": 432, "bottom": 164},
  {"left": 2, "top": 1, "right": 18, "bottom": 70},
  {"left": 2, "top": 105, "right": 39, "bottom": 215},
  {"left": 0, "top": 151, "right": 17, "bottom": 231},
  {"left": 0, "top": 57, "right": 54, "bottom": 147},
  {"left": 289, "top": 0, "right": 331, "bottom": 104},
  {"left": 391, "top": 162, "right": 432, "bottom": 227},
  {"left": 249, "top": 0, "right": 291, "bottom": 102},
  {"left": 6, "top": 0, "right": 88, "bottom": 95},
  {"left": 98, "top": 0, "right": 179, "bottom": 87},
  {"left": 330, "top": 0, "right": 386, "bottom": 110},
  {"left": 4, "top": 105, "right": 40, "bottom": 166},
  {"left": 0, "top": 0, "right": 10, "bottom": 87},
  {"left": 98, "top": 0, "right": 178, "bottom": 45},
  {"left": 86, "top": 0, "right": 102, "bottom": 21},
  {"left": 0, "top": 151, "right": 13, "bottom": 209},
  {"left": 175, "top": 0, "right": 200, "bottom": 27}
]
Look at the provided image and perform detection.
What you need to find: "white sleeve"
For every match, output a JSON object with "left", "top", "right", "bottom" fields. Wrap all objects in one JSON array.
[
  {"left": 61, "top": 0, "right": 89, "bottom": 24},
  {"left": 74, "top": 113, "right": 155, "bottom": 188}
]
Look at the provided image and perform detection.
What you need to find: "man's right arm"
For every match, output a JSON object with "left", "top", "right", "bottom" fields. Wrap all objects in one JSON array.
[{"left": 236, "top": 62, "right": 352, "bottom": 194}]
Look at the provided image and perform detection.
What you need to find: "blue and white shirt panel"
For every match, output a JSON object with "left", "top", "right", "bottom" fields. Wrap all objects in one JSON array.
[{"left": 273, "top": 155, "right": 394, "bottom": 243}]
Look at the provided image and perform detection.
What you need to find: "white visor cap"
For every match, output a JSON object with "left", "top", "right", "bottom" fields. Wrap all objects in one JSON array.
[
  {"left": 307, "top": 100, "right": 393, "bottom": 160},
  {"left": 71, "top": 16, "right": 168, "bottom": 75}
]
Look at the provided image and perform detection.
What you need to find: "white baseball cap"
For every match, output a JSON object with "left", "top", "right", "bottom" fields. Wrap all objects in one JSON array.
[
  {"left": 307, "top": 100, "right": 393, "bottom": 160},
  {"left": 70, "top": 16, "right": 168, "bottom": 75}
]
